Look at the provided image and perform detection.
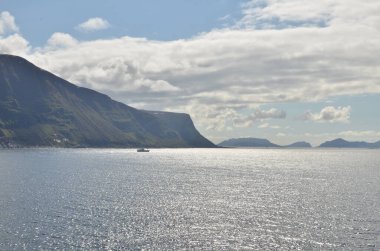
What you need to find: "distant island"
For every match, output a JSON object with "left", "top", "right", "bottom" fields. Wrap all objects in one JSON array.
[
  {"left": 218, "top": 137, "right": 380, "bottom": 149},
  {"left": 0, "top": 55, "right": 215, "bottom": 148}
]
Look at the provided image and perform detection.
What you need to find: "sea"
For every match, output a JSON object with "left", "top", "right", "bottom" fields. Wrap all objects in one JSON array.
[{"left": 0, "top": 148, "right": 379, "bottom": 250}]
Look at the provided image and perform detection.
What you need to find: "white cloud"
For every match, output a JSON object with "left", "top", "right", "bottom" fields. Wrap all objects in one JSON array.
[
  {"left": 258, "top": 123, "right": 269, "bottom": 128},
  {"left": 76, "top": 17, "right": 110, "bottom": 32},
  {"left": 47, "top": 32, "right": 78, "bottom": 49},
  {"left": 0, "top": 34, "right": 29, "bottom": 55},
  {"left": 165, "top": 101, "right": 242, "bottom": 131},
  {"left": 255, "top": 108, "right": 286, "bottom": 119},
  {"left": 258, "top": 123, "right": 281, "bottom": 129},
  {"left": 301, "top": 106, "right": 351, "bottom": 123},
  {"left": 0, "top": 11, "right": 19, "bottom": 35},
  {"left": 233, "top": 108, "right": 286, "bottom": 128}
]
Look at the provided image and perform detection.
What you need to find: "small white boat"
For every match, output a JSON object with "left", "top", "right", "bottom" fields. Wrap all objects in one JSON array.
[{"left": 137, "top": 148, "right": 150, "bottom": 152}]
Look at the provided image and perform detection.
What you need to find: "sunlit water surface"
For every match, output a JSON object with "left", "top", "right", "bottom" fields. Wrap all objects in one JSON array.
[{"left": 0, "top": 148, "right": 379, "bottom": 250}]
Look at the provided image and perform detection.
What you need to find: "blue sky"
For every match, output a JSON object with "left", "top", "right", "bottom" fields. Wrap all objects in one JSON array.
[
  {"left": 2, "top": 0, "right": 244, "bottom": 44},
  {"left": 1, "top": 0, "right": 380, "bottom": 145}
]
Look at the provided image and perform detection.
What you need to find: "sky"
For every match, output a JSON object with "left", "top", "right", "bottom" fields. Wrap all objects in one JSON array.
[{"left": 1, "top": 0, "right": 380, "bottom": 146}]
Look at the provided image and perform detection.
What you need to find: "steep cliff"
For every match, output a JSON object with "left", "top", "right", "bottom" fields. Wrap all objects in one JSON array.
[{"left": 0, "top": 54, "right": 215, "bottom": 148}]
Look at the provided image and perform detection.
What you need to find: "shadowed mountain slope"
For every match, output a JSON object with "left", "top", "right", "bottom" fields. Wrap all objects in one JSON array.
[{"left": 0, "top": 54, "right": 215, "bottom": 148}]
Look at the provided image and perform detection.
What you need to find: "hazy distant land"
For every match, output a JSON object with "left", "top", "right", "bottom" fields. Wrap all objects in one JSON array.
[{"left": 218, "top": 137, "right": 380, "bottom": 149}]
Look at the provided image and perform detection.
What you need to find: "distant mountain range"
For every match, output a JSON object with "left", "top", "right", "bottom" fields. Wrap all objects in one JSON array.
[
  {"left": 319, "top": 138, "right": 380, "bottom": 148},
  {"left": 218, "top": 137, "right": 380, "bottom": 149},
  {"left": 218, "top": 138, "right": 312, "bottom": 148},
  {"left": 0, "top": 54, "right": 215, "bottom": 148}
]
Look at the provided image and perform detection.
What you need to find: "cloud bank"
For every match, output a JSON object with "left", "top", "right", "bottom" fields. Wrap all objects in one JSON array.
[
  {"left": 233, "top": 108, "right": 286, "bottom": 128},
  {"left": 47, "top": 32, "right": 78, "bottom": 49},
  {"left": 1, "top": 1, "right": 380, "bottom": 137}
]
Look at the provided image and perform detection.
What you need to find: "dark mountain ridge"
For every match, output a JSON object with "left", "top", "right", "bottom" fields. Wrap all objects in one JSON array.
[{"left": 0, "top": 54, "right": 215, "bottom": 148}]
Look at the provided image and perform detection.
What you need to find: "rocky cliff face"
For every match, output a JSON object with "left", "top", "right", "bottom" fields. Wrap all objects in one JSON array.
[{"left": 0, "top": 54, "right": 215, "bottom": 148}]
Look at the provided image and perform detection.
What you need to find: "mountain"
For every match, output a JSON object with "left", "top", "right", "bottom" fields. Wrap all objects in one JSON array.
[
  {"left": 319, "top": 138, "right": 380, "bottom": 148},
  {"left": 218, "top": 137, "right": 380, "bottom": 149},
  {"left": 218, "top": 138, "right": 280, "bottom": 148},
  {"left": 145, "top": 111, "right": 215, "bottom": 148},
  {"left": 373, "top": 141, "right": 380, "bottom": 148},
  {"left": 285, "top": 141, "right": 312, "bottom": 148},
  {"left": 0, "top": 54, "right": 215, "bottom": 148},
  {"left": 218, "top": 137, "right": 313, "bottom": 148}
]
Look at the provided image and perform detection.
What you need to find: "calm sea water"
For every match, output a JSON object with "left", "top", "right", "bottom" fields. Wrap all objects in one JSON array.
[{"left": 0, "top": 148, "right": 379, "bottom": 250}]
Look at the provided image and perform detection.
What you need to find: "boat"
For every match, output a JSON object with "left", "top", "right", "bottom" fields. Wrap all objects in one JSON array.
[{"left": 137, "top": 148, "right": 150, "bottom": 152}]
